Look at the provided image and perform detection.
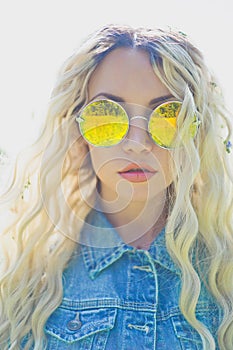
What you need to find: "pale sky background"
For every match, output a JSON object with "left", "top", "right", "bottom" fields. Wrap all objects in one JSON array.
[{"left": 0, "top": 0, "right": 232, "bottom": 157}]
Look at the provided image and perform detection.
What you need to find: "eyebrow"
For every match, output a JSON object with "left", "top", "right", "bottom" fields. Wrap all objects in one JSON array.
[
  {"left": 89, "top": 93, "right": 124, "bottom": 103},
  {"left": 89, "top": 92, "right": 174, "bottom": 106},
  {"left": 149, "top": 94, "right": 174, "bottom": 105}
]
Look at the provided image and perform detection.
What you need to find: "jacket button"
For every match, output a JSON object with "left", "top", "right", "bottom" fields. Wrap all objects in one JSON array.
[{"left": 67, "top": 319, "right": 82, "bottom": 331}]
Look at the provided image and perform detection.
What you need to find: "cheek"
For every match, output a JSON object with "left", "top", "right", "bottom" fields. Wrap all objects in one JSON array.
[
  {"left": 87, "top": 146, "right": 99, "bottom": 176},
  {"left": 87, "top": 146, "right": 112, "bottom": 178},
  {"left": 154, "top": 149, "right": 174, "bottom": 186}
]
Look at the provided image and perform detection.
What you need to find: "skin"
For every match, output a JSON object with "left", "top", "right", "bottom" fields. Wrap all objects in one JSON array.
[{"left": 85, "top": 47, "right": 174, "bottom": 249}]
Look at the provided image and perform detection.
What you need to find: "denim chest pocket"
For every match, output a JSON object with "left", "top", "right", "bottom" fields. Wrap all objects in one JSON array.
[
  {"left": 45, "top": 306, "right": 117, "bottom": 350},
  {"left": 171, "top": 315, "right": 202, "bottom": 350},
  {"left": 171, "top": 306, "right": 220, "bottom": 350}
]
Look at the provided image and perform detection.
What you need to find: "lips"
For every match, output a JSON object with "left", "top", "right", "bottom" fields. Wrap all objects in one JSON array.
[{"left": 118, "top": 163, "right": 157, "bottom": 183}]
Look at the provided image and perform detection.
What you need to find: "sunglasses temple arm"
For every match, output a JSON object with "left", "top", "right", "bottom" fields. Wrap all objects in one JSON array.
[{"left": 75, "top": 116, "right": 84, "bottom": 123}]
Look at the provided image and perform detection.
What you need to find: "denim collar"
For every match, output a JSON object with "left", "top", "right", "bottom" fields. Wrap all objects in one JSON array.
[{"left": 80, "top": 209, "right": 180, "bottom": 279}]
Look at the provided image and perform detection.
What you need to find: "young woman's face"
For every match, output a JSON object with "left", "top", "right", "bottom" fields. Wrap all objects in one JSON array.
[{"left": 85, "top": 47, "right": 174, "bottom": 203}]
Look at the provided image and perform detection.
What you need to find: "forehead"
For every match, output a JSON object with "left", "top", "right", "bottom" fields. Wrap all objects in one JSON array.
[{"left": 88, "top": 47, "right": 170, "bottom": 104}]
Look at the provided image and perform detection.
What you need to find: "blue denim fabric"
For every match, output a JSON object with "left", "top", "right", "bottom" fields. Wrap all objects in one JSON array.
[{"left": 44, "top": 209, "right": 221, "bottom": 349}]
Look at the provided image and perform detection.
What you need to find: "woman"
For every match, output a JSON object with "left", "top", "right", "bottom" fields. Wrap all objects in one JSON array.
[{"left": 0, "top": 24, "right": 232, "bottom": 349}]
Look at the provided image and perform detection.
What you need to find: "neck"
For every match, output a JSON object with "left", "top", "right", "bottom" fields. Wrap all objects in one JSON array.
[{"left": 98, "top": 189, "right": 168, "bottom": 250}]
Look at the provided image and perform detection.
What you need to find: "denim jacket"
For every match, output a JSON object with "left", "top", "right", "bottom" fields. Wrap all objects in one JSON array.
[{"left": 44, "top": 209, "right": 221, "bottom": 349}]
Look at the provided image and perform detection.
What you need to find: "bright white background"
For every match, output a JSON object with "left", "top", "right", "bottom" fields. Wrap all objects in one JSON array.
[{"left": 0, "top": 0, "right": 232, "bottom": 157}]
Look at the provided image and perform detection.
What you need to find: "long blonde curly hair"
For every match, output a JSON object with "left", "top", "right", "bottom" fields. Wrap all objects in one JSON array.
[{"left": 0, "top": 24, "right": 232, "bottom": 349}]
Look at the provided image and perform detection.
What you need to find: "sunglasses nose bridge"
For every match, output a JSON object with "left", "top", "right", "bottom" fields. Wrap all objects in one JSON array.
[
  {"left": 127, "top": 116, "right": 148, "bottom": 137},
  {"left": 128, "top": 115, "right": 149, "bottom": 133},
  {"left": 130, "top": 115, "right": 148, "bottom": 122},
  {"left": 123, "top": 105, "right": 152, "bottom": 146},
  {"left": 126, "top": 103, "right": 150, "bottom": 125},
  {"left": 124, "top": 114, "right": 151, "bottom": 148}
]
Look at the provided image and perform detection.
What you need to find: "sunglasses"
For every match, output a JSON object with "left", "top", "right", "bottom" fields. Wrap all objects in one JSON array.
[{"left": 75, "top": 99, "right": 199, "bottom": 148}]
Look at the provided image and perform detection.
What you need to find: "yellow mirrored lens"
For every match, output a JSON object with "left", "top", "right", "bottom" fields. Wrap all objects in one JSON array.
[
  {"left": 189, "top": 115, "right": 199, "bottom": 138},
  {"left": 79, "top": 100, "right": 128, "bottom": 146},
  {"left": 149, "top": 101, "right": 181, "bottom": 148}
]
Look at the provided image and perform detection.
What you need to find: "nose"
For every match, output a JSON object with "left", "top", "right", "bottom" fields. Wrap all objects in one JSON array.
[{"left": 122, "top": 115, "right": 153, "bottom": 154}]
